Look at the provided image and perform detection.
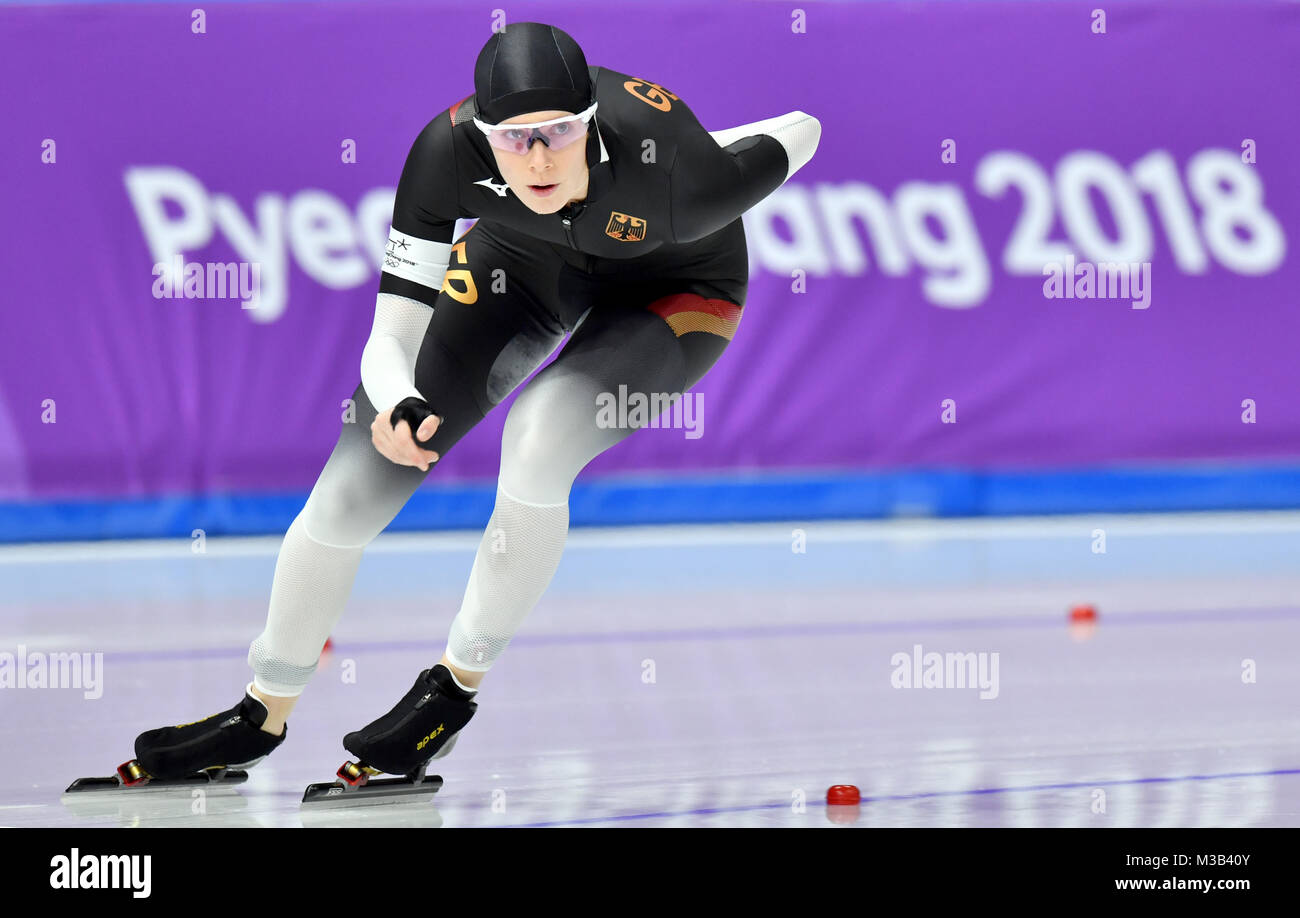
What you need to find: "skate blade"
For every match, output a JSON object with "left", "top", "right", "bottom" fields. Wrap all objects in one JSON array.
[
  {"left": 300, "top": 774, "right": 443, "bottom": 808},
  {"left": 64, "top": 766, "right": 248, "bottom": 794}
]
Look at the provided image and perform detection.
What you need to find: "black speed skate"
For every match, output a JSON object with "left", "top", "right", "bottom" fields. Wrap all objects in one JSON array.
[
  {"left": 65, "top": 688, "right": 286, "bottom": 793},
  {"left": 301, "top": 664, "right": 476, "bottom": 806}
]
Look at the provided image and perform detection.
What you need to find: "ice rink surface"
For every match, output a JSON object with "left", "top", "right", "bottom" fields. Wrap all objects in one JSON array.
[{"left": 2, "top": 511, "right": 1297, "bottom": 827}]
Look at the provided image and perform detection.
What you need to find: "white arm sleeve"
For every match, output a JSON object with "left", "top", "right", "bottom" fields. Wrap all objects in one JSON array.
[
  {"left": 708, "top": 111, "right": 822, "bottom": 182},
  {"left": 361, "top": 229, "right": 454, "bottom": 412},
  {"left": 360, "top": 294, "right": 435, "bottom": 413}
]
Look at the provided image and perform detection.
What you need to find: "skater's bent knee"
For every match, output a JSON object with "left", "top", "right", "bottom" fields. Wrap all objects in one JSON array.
[
  {"left": 300, "top": 483, "right": 388, "bottom": 548},
  {"left": 499, "top": 414, "right": 589, "bottom": 504}
]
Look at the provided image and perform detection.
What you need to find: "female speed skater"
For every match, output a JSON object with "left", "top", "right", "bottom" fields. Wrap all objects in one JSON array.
[{"left": 112, "top": 21, "right": 820, "bottom": 797}]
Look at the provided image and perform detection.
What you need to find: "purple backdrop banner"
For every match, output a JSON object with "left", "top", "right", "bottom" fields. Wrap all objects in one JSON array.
[{"left": 1, "top": 0, "right": 1297, "bottom": 501}]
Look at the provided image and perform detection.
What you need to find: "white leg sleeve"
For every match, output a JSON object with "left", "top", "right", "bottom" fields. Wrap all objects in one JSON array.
[
  {"left": 250, "top": 348, "right": 451, "bottom": 696},
  {"left": 444, "top": 483, "right": 570, "bottom": 672},
  {"left": 247, "top": 512, "right": 365, "bottom": 696}
]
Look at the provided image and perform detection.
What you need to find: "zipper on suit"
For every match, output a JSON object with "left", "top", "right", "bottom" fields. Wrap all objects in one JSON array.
[
  {"left": 558, "top": 201, "right": 594, "bottom": 271},
  {"left": 559, "top": 206, "right": 580, "bottom": 248}
]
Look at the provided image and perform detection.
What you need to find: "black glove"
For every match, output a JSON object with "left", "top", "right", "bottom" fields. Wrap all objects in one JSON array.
[{"left": 390, "top": 397, "right": 444, "bottom": 452}]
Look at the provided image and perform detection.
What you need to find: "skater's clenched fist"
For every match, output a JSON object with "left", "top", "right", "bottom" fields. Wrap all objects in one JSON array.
[{"left": 372, "top": 396, "right": 443, "bottom": 471}]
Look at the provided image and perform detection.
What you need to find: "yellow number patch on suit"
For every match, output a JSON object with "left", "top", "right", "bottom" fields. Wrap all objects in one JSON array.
[
  {"left": 440, "top": 240, "right": 478, "bottom": 304},
  {"left": 606, "top": 212, "right": 647, "bottom": 242}
]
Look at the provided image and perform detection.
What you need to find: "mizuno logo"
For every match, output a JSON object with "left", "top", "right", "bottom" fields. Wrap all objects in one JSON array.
[{"left": 474, "top": 177, "right": 511, "bottom": 197}]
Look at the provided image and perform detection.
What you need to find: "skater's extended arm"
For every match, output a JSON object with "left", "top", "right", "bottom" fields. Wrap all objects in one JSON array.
[
  {"left": 669, "top": 109, "right": 822, "bottom": 243},
  {"left": 362, "top": 112, "right": 463, "bottom": 414}
]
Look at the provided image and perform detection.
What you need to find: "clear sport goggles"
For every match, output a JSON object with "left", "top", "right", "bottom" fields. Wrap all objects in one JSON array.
[{"left": 473, "top": 102, "right": 598, "bottom": 155}]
